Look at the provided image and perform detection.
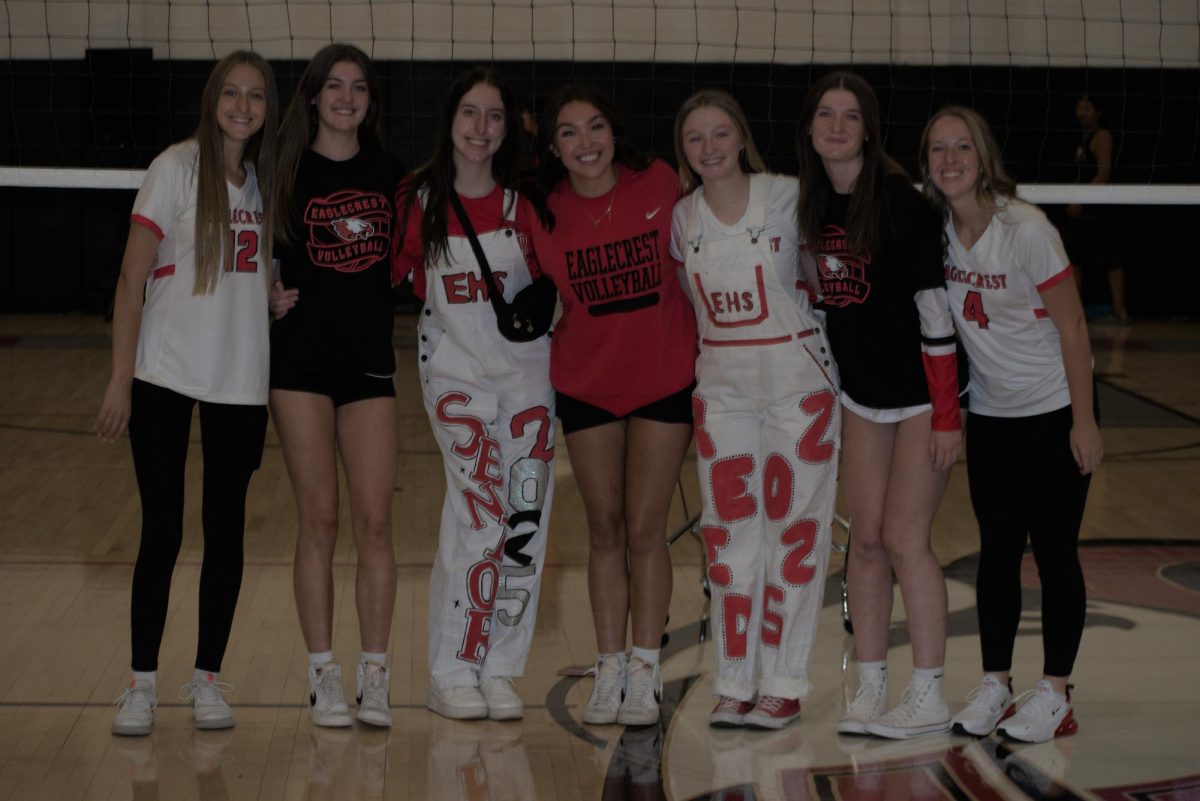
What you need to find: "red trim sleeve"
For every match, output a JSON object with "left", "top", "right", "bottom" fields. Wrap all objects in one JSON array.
[
  {"left": 130, "top": 214, "right": 164, "bottom": 241},
  {"left": 922, "top": 351, "right": 961, "bottom": 431},
  {"left": 1036, "top": 263, "right": 1073, "bottom": 292},
  {"left": 391, "top": 181, "right": 425, "bottom": 298}
]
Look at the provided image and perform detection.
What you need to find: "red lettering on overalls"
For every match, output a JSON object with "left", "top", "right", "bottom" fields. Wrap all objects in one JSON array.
[
  {"left": 797, "top": 390, "right": 837, "bottom": 464},
  {"left": 711, "top": 456, "right": 756, "bottom": 522}
]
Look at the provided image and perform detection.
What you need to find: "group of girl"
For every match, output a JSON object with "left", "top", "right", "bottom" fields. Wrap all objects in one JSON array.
[{"left": 99, "top": 43, "right": 1100, "bottom": 749}]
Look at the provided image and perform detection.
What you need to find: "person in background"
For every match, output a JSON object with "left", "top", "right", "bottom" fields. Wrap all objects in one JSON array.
[{"left": 1064, "top": 94, "right": 1129, "bottom": 322}]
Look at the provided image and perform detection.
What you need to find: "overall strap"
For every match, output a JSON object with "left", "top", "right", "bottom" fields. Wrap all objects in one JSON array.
[
  {"left": 685, "top": 191, "right": 704, "bottom": 254},
  {"left": 448, "top": 191, "right": 508, "bottom": 317},
  {"left": 744, "top": 173, "right": 768, "bottom": 243}
]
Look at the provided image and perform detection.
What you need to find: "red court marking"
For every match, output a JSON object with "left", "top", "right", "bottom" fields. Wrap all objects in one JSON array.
[{"left": 1020, "top": 545, "right": 1200, "bottom": 616}]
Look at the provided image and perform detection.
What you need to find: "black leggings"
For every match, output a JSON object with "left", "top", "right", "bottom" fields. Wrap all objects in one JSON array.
[
  {"left": 128, "top": 379, "right": 267, "bottom": 672},
  {"left": 967, "top": 407, "right": 1091, "bottom": 678}
]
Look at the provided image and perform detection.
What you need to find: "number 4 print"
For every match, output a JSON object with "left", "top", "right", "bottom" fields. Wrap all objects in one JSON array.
[
  {"left": 962, "top": 290, "right": 990, "bottom": 328},
  {"left": 228, "top": 229, "right": 259, "bottom": 273}
]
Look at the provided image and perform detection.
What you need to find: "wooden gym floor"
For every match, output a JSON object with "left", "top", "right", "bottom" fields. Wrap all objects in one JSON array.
[{"left": 0, "top": 312, "right": 1197, "bottom": 801}]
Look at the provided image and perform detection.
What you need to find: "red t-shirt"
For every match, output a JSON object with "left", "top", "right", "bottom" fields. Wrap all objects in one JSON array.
[
  {"left": 530, "top": 160, "right": 697, "bottom": 415},
  {"left": 392, "top": 181, "right": 541, "bottom": 299}
]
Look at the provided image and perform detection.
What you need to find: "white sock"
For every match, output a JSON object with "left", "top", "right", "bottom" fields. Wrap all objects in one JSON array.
[
  {"left": 857, "top": 660, "right": 887, "bottom": 686},
  {"left": 132, "top": 670, "right": 157, "bottom": 691},
  {"left": 597, "top": 651, "right": 627, "bottom": 668},
  {"left": 630, "top": 647, "right": 659, "bottom": 667},
  {"left": 193, "top": 668, "right": 219, "bottom": 683},
  {"left": 912, "top": 666, "right": 945, "bottom": 690},
  {"left": 361, "top": 651, "right": 387, "bottom": 669},
  {"left": 308, "top": 651, "right": 335, "bottom": 676},
  {"left": 984, "top": 673, "right": 1011, "bottom": 690},
  {"left": 1038, "top": 681, "right": 1067, "bottom": 701}
]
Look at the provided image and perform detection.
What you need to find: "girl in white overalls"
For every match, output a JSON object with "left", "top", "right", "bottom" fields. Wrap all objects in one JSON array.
[
  {"left": 395, "top": 67, "right": 553, "bottom": 722},
  {"left": 671, "top": 90, "right": 840, "bottom": 730}
]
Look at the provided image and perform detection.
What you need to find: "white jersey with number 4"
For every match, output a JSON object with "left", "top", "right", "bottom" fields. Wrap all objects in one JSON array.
[
  {"left": 131, "top": 140, "right": 269, "bottom": 405},
  {"left": 944, "top": 197, "right": 1071, "bottom": 417}
]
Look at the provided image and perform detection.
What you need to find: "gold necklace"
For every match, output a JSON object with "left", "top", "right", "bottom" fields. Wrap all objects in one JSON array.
[{"left": 577, "top": 183, "right": 618, "bottom": 227}]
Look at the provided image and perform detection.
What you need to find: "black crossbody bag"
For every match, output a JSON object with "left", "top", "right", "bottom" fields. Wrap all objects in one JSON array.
[{"left": 447, "top": 191, "right": 556, "bottom": 342}]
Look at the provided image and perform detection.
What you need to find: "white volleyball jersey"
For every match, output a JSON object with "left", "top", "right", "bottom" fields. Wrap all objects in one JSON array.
[
  {"left": 944, "top": 197, "right": 1072, "bottom": 417},
  {"left": 131, "top": 140, "right": 269, "bottom": 405}
]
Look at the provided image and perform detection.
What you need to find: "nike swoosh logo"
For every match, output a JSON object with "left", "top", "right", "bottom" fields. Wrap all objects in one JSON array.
[{"left": 646, "top": 207, "right": 661, "bottom": 220}]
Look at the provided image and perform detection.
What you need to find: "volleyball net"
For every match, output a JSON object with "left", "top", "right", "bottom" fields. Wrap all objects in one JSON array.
[{"left": 2, "top": 1, "right": 1198, "bottom": 309}]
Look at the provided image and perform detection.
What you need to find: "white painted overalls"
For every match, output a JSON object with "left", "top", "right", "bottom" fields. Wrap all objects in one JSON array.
[
  {"left": 418, "top": 189, "right": 554, "bottom": 687},
  {"left": 682, "top": 173, "right": 840, "bottom": 702}
]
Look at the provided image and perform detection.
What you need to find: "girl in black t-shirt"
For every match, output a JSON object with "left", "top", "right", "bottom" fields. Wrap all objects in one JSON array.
[
  {"left": 795, "top": 71, "right": 962, "bottom": 740},
  {"left": 267, "top": 43, "right": 402, "bottom": 730}
]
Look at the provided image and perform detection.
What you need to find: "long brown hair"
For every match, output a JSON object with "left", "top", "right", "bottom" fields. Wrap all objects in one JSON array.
[
  {"left": 272, "top": 43, "right": 385, "bottom": 246},
  {"left": 673, "top": 89, "right": 767, "bottom": 196},
  {"left": 535, "top": 82, "right": 652, "bottom": 230},
  {"left": 399, "top": 67, "right": 522, "bottom": 269},
  {"left": 795, "top": 70, "right": 905, "bottom": 258},
  {"left": 919, "top": 105, "right": 1018, "bottom": 221},
  {"left": 193, "top": 51, "right": 278, "bottom": 294}
]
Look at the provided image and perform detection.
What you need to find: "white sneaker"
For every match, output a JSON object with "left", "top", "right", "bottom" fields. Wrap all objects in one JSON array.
[
  {"left": 427, "top": 683, "right": 488, "bottom": 720},
  {"left": 112, "top": 680, "right": 157, "bottom": 736},
  {"left": 480, "top": 676, "right": 524, "bottom": 721},
  {"left": 179, "top": 675, "right": 235, "bottom": 730},
  {"left": 617, "top": 657, "right": 661, "bottom": 727},
  {"left": 355, "top": 662, "right": 392, "bottom": 727},
  {"left": 865, "top": 677, "right": 951, "bottom": 739},
  {"left": 952, "top": 675, "right": 1014, "bottom": 736},
  {"left": 582, "top": 655, "right": 625, "bottom": 725},
  {"left": 836, "top": 675, "right": 887, "bottom": 735},
  {"left": 997, "top": 681, "right": 1077, "bottom": 743},
  {"left": 308, "top": 663, "right": 353, "bottom": 728}
]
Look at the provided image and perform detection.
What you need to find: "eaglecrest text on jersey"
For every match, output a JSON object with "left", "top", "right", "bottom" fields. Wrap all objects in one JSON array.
[{"left": 945, "top": 265, "right": 1009, "bottom": 290}]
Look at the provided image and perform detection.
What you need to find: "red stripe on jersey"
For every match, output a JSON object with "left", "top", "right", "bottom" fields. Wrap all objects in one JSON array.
[
  {"left": 131, "top": 214, "right": 164, "bottom": 241},
  {"left": 151, "top": 264, "right": 176, "bottom": 280},
  {"left": 1036, "top": 263, "right": 1073, "bottom": 292},
  {"left": 1033, "top": 307, "right": 1049, "bottom": 319}
]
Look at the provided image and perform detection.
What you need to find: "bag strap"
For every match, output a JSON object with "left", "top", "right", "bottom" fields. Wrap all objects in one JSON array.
[{"left": 447, "top": 190, "right": 508, "bottom": 318}]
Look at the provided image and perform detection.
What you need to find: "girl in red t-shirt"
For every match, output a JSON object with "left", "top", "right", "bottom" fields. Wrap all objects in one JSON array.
[{"left": 529, "top": 83, "right": 698, "bottom": 727}]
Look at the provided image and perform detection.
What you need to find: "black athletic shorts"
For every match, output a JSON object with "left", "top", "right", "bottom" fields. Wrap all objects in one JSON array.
[
  {"left": 270, "top": 358, "right": 395, "bottom": 408},
  {"left": 556, "top": 381, "right": 696, "bottom": 435}
]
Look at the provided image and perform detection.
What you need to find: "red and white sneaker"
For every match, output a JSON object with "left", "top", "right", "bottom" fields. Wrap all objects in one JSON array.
[
  {"left": 709, "top": 695, "right": 755, "bottom": 728},
  {"left": 743, "top": 696, "right": 801, "bottom": 730},
  {"left": 952, "top": 674, "right": 1015, "bottom": 736},
  {"left": 997, "top": 681, "right": 1077, "bottom": 744}
]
